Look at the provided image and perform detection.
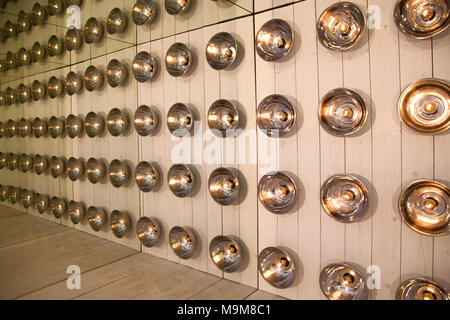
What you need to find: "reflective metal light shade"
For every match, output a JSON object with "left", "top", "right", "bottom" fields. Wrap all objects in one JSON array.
[
  {"left": 86, "top": 158, "right": 106, "bottom": 184},
  {"left": 396, "top": 278, "right": 449, "bottom": 300},
  {"left": 0, "top": 185, "right": 8, "bottom": 201},
  {"left": 49, "top": 156, "right": 65, "bottom": 178},
  {"left": 398, "top": 78, "right": 449, "bottom": 134},
  {"left": 0, "top": 122, "right": 5, "bottom": 138},
  {"left": 107, "top": 108, "right": 129, "bottom": 136},
  {"left": 107, "top": 7, "right": 128, "bottom": 34},
  {"left": 209, "top": 235, "right": 241, "bottom": 272},
  {"left": 17, "top": 10, "right": 32, "bottom": 33},
  {"left": 108, "top": 159, "right": 130, "bottom": 188},
  {"left": 258, "top": 171, "right": 297, "bottom": 214},
  {"left": 31, "top": 42, "right": 47, "bottom": 62},
  {"left": 68, "top": 200, "right": 85, "bottom": 224},
  {"left": 135, "top": 161, "right": 159, "bottom": 192},
  {"left": 208, "top": 99, "right": 239, "bottom": 136},
  {"left": 48, "top": 35, "right": 64, "bottom": 56},
  {"left": 206, "top": 32, "right": 237, "bottom": 70},
  {"left": 208, "top": 168, "right": 240, "bottom": 206},
  {"left": 32, "top": 117, "right": 48, "bottom": 138},
  {"left": 107, "top": 59, "right": 128, "bottom": 87},
  {"left": 6, "top": 52, "right": 18, "bottom": 70},
  {"left": 132, "top": 51, "right": 157, "bottom": 82},
  {"left": 0, "top": 152, "right": 6, "bottom": 168},
  {"left": 65, "top": 71, "right": 83, "bottom": 95},
  {"left": 6, "top": 119, "right": 17, "bottom": 137},
  {"left": 165, "top": 42, "right": 192, "bottom": 77},
  {"left": 257, "top": 94, "right": 296, "bottom": 137},
  {"left": 8, "top": 186, "right": 20, "bottom": 204},
  {"left": 67, "top": 157, "right": 85, "bottom": 181},
  {"left": 259, "top": 247, "right": 295, "bottom": 288},
  {"left": 6, "top": 153, "right": 19, "bottom": 171},
  {"left": 137, "top": 217, "right": 161, "bottom": 247},
  {"left": 84, "top": 112, "right": 104, "bottom": 138},
  {"left": 110, "top": 210, "right": 131, "bottom": 238},
  {"left": 17, "top": 84, "right": 31, "bottom": 104},
  {"left": 20, "top": 189, "right": 34, "bottom": 209},
  {"left": 18, "top": 48, "right": 31, "bottom": 66},
  {"left": 321, "top": 175, "right": 369, "bottom": 223},
  {"left": 19, "top": 153, "right": 32, "bottom": 172},
  {"left": 132, "top": 0, "right": 157, "bottom": 25},
  {"left": 48, "top": 0, "right": 65, "bottom": 16},
  {"left": 47, "top": 76, "right": 65, "bottom": 99},
  {"left": 320, "top": 263, "right": 367, "bottom": 300},
  {"left": 256, "top": 19, "right": 293, "bottom": 62},
  {"left": 88, "top": 206, "right": 107, "bottom": 231},
  {"left": 35, "top": 193, "right": 50, "bottom": 214},
  {"left": 32, "top": 80, "right": 47, "bottom": 101},
  {"left": 168, "top": 164, "right": 194, "bottom": 197},
  {"left": 0, "top": 92, "right": 4, "bottom": 106},
  {"left": 398, "top": 179, "right": 449, "bottom": 236},
  {"left": 319, "top": 88, "right": 368, "bottom": 136},
  {"left": 0, "top": 60, "right": 7, "bottom": 73},
  {"left": 169, "top": 226, "right": 195, "bottom": 259},
  {"left": 394, "top": 0, "right": 450, "bottom": 39},
  {"left": 51, "top": 197, "right": 67, "bottom": 218},
  {"left": 317, "top": 2, "right": 367, "bottom": 51},
  {"left": 134, "top": 105, "right": 158, "bottom": 136},
  {"left": 33, "top": 154, "right": 48, "bottom": 175},
  {"left": 167, "top": 103, "right": 193, "bottom": 137},
  {"left": 4, "top": 20, "right": 17, "bottom": 38},
  {"left": 165, "top": 0, "right": 191, "bottom": 15},
  {"left": 65, "top": 28, "right": 83, "bottom": 51},
  {"left": 48, "top": 116, "right": 65, "bottom": 138},
  {"left": 5, "top": 86, "right": 18, "bottom": 105},
  {"left": 32, "top": 2, "right": 47, "bottom": 26},
  {"left": 66, "top": 114, "right": 84, "bottom": 138},
  {"left": 84, "top": 65, "right": 104, "bottom": 91},
  {"left": 15, "top": 128, "right": 31, "bottom": 152},
  {"left": 84, "top": 17, "right": 104, "bottom": 44}
]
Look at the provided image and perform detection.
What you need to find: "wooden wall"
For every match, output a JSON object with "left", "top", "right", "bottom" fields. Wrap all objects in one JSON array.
[{"left": 0, "top": 0, "right": 448, "bottom": 299}]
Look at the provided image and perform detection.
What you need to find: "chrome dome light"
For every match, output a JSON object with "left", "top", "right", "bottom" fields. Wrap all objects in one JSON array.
[
  {"left": 107, "top": 108, "right": 129, "bottom": 137},
  {"left": 167, "top": 164, "right": 195, "bottom": 197},
  {"left": 66, "top": 114, "right": 84, "bottom": 138},
  {"left": 32, "top": 2, "right": 47, "bottom": 26},
  {"left": 258, "top": 171, "right": 297, "bottom": 214},
  {"left": 134, "top": 105, "right": 158, "bottom": 136},
  {"left": 17, "top": 84, "right": 32, "bottom": 104},
  {"left": 135, "top": 161, "right": 159, "bottom": 192},
  {"left": 169, "top": 226, "right": 195, "bottom": 259},
  {"left": 33, "top": 154, "right": 48, "bottom": 175},
  {"left": 68, "top": 200, "right": 85, "bottom": 225},
  {"left": 136, "top": 216, "right": 161, "bottom": 247},
  {"left": 32, "top": 117, "right": 48, "bottom": 138},
  {"left": 88, "top": 206, "right": 107, "bottom": 231},
  {"left": 256, "top": 19, "right": 293, "bottom": 62},
  {"left": 167, "top": 103, "right": 194, "bottom": 137},
  {"left": 17, "top": 48, "right": 32, "bottom": 66},
  {"left": 51, "top": 196, "right": 67, "bottom": 219},
  {"left": 205, "top": 32, "right": 238, "bottom": 70},
  {"left": 107, "top": 7, "right": 128, "bottom": 34},
  {"left": 165, "top": 42, "right": 192, "bottom": 77},
  {"left": 165, "top": 0, "right": 191, "bottom": 15},
  {"left": 110, "top": 210, "right": 131, "bottom": 238},
  {"left": 84, "top": 112, "right": 105, "bottom": 138},
  {"left": 17, "top": 10, "right": 32, "bottom": 33},
  {"left": 396, "top": 278, "right": 449, "bottom": 300},
  {"left": 31, "top": 80, "right": 47, "bottom": 100},
  {"left": 257, "top": 94, "right": 296, "bottom": 137},
  {"left": 65, "top": 71, "right": 84, "bottom": 95},
  {"left": 132, "top": 0, "right": 157, "bottom": 25},
  {"left": 207, "top": 99, "right": 239, "bottom": 137},
  {"left": 49, "top": 156, "right": 66, "bottom": 178},
  {"left": 20, "top": 189, "right": 34, "bottom": 209},
  {"left": 65, "top": 28, "right": 83, "bottom": 51},
  {"left": 321, "top": 175, "right": 369, "bottom": 223},
  {"left": 209, "top": 235, "right": 241, "bottom": 272},
  {"left": 19, "top": 153, "right": 33, "bottom": 172},
  {"left": 86, "top": 158, "right": 106, "bottom": 184},
  {"left": 84, "top": 17, "right": 104, "bottom": 44},
  {"left": 320, "top": 263, "right": 367, "bottom": 300},
  {"left": 47, "top": 76, "right": 65, "bottom": 99},
  {"left": 317, "top": 2, "right": 367, "bottom": 51},
  {"left": 18, "top": 118, "right": 32, "bottom": 137},
  {"left": 208, "top": 167, "right": 240, "bottom": 206},
  {"left": 108, "top": 159, "right": 130, "bottom": 188},
  {"left": 48, "top": 116, "right": 65, "bottom": 138},
  {"left": 35, "top": 193, "right": 50, "bottom": 214},
  {"left": 132, "top": 51, "right": 157, "bottom": 82},
  {"left": 67, "top": 157, "right": 85, "bottom": 181},
  {"left": 47, "top": 35, "right": 64, "bottom": 57},
  {"left": 259, "top": 247, "right": 295, "bottom": 288},
  {"left": 107, "top": 59, "right": 128, "bottom": 87},
  {"left": 394, "top": 0, "right": 450, "bottom": 39},
  {"left": 84, "top": 65, "right": 104, "bottom": 92},
  {"left": 398, "top": 179, "right": 449, "bottom": 236}
]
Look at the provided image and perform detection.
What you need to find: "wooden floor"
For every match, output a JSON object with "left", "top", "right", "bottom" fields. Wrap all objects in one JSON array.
[{"left": 0, "top": 206, "right": 284, "bottom": 300}]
